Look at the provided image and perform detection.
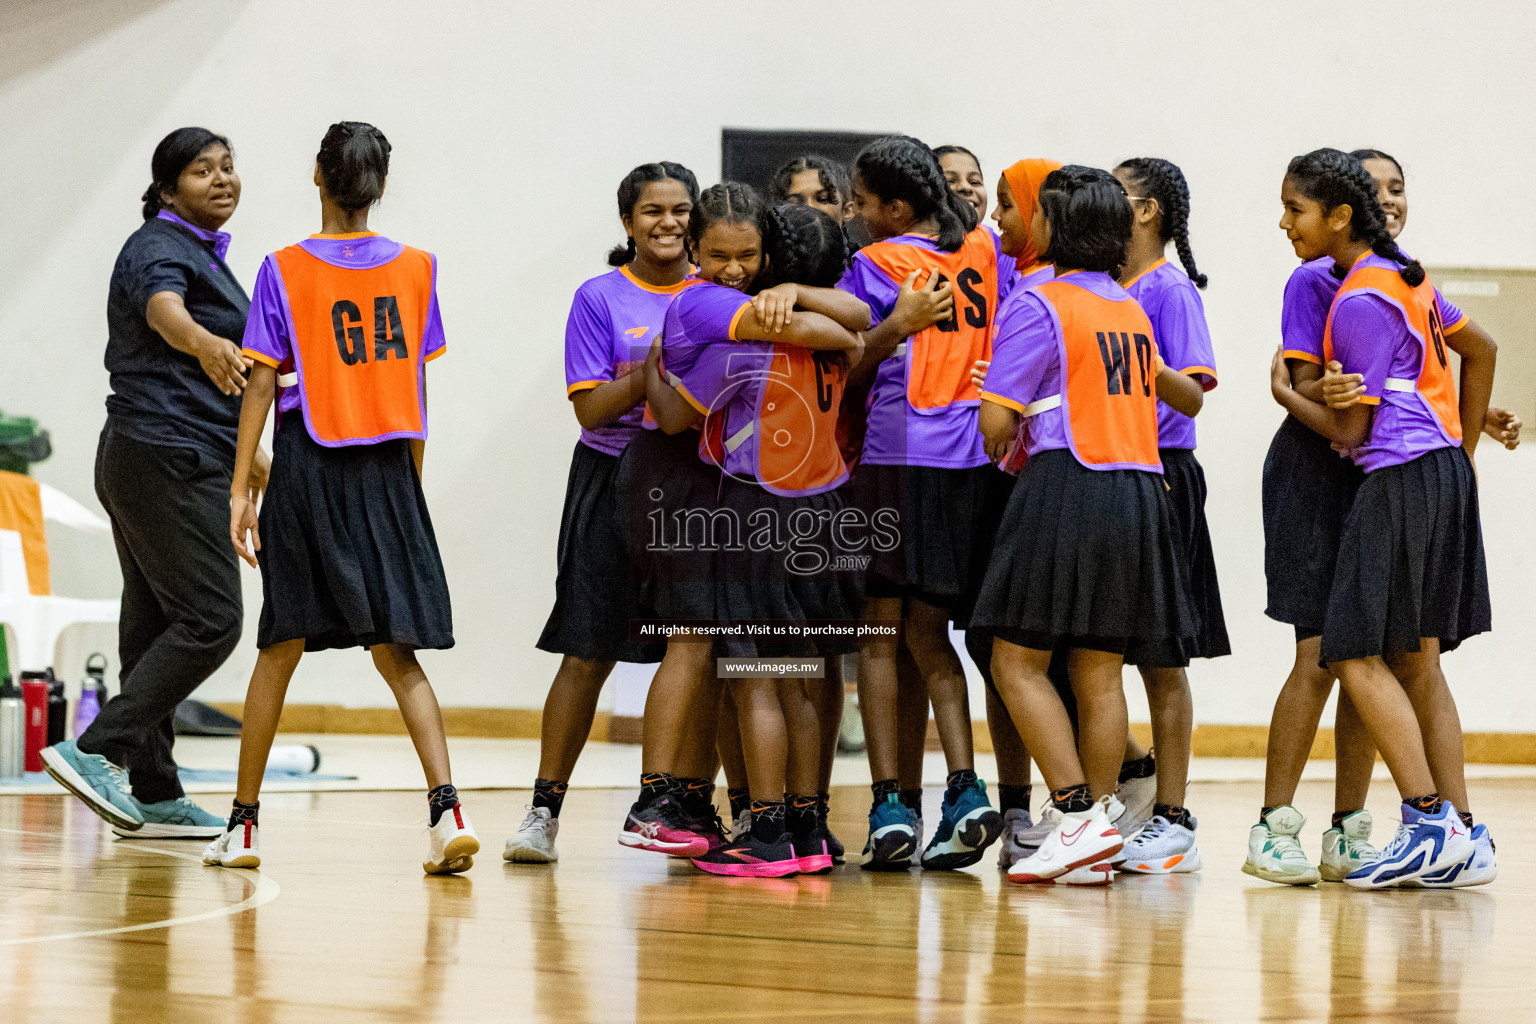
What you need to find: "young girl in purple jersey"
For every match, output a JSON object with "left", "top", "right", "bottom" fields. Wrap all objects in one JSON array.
[
  {"left": 504, "top": 162, "right": 700, "bottom": 865},
  {"left": 1269, "top": 148, "right": 1493, "bottom": 889},
  {"left": 1251, "top": 149, "right": 1516, "bottom": 886},
  {"left": 1107, "top": 157, "right": 1226, "bottom": 875},
  {"left": 839, "top": 134, "right": 1007, "bottom": 872}
]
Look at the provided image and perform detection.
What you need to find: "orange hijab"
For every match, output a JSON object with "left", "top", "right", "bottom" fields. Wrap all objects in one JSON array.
[{"left": 1001, "top": 158, "right": 1063, "bottom": 269}]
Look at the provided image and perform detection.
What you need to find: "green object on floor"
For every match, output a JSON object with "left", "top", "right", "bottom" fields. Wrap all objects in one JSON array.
[{"left": 0, "top": 410, "right": 51, "bottom": 475}]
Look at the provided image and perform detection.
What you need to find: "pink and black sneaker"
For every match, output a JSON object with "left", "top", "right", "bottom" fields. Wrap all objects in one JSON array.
[
  {"left": 618, "top": 794, "right": 711, "bottom": 857},
  {"left": 692, "top": 829, "right": 800, "bottom": 878}
]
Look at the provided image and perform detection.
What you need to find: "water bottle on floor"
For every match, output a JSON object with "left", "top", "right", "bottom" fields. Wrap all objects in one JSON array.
[
  {"left": 0, "top": 678, "right": 23, "bottom": 779},
  {"left": 46, "top": 670, "right": 66, "bottom": 746},
  {"left": 74, "top": 654, "right": 108, "bottom": 739}
]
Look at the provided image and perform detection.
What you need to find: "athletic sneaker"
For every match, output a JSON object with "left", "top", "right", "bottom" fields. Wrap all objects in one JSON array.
[
  {"left": 1006, "top": 795, "right": 1124, "bottom": 884},
  {"left": 861, "top": 793, "right": 918, "bottom": 871},
  {"left": 1113, "top": 773, "right": 1157, "bottom": 837},
  {"left": 503, "top": 806, "right": 559, "bottom": 864},
  {"left": 424, "top": 803, "right": 479, "bottom": 875},
  {"left": 813, "top": 798, "right": 844, "bottom": 863},
  {"left": 996, "top": 807, "right": 1035, "bottom": 870},
  {"left": 111, "top": 795, "right": 226, "bottom": 839},
  {"left": 1319, "top": 810, "right": 1375, "bottom": 882},
  {"left": 687, "top": 806, "right": 731, "bottom": 857},
  {"left": 692, "top": 830, "right": 800, "bottom": 878},
  {"left": 202, "top": 820, "right": 260, "bottom": 868},
  {"left": 41, "top": 741, "right": 142, "bottom": 831},
  {"left": 618, "top": 794, "right": 710, "bottom": 857},
  {"left": 1055, "top": 861, "right": 1114, "bottom": 886},
  {"left": 790, "top": 828, "right": 834, "bottom": 875},
  {"left": 1242, "top": 805, "right": 1320, "bottom": 886},
  {"left": 1118, "top": 815, "right": 1202, "bottom": 874},
  {"left": 921, "top": 779, "right": 1004, "bottom": 870},
  {"left": 1343, "top": 801, "right": 1475, "bottom": 890},
  {"left": 732, "top": 807, "right": 752, "bottom": 842},
  {"left": 1410, "top": 823, "right": 1497, "bottom": 888}
]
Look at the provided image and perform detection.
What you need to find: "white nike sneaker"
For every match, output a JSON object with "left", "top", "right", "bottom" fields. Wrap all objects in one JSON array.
[
  {"left": 424, "top": 803, "right": 479, "bottom": 875},
  {"left": 733, "top": 807, "right": 752, "bottom": 841},
  {"left": 1055, "top": 861, "right": 1115, "bottom": 886},
  {"left": 1119, "top": 815, "right": 1202, "bottom": 874},
  {"left": 1113, "top": 773, "right": 1157, "bottom": 837},
  {"left": 1319, "top": 810, "right": 1376, "bottom": 882},
  {"left": 1343, "top": 801, "right": 1474, "bottom": 890},
  {"left": 1006, "top": 795, "right": 1123, "bottom": 884},
  {"left": 996, "top": 807, "right": 1035, "bottom": 870},
  {"left": 203, "top": 820, "right": 261, "bottom": 869},
  {"left": 504, "top": 806, "right": 559, "bottom": 864},
  {"left": 1409, "top": 822, "right": 1497, "bottom": 888},
  {"left": 1242, "top": 805, "right": 1320, "bottom": 886}
]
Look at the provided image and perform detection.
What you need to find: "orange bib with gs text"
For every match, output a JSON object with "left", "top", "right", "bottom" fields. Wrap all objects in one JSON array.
[
  {"left": 860, "top": 226, "right": 999, "bottom": 414},
  {"left": 1322, "top": 265, "right": 1462, "bottom": 443},
  {"left": 272, "top": 244, "right": 434, "bottom": 445},
  {"left": 1034, "top": 277, "right": 1161, "bottom": 471}
]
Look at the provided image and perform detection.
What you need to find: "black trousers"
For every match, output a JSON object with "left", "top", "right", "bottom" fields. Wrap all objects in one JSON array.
[{"left": 77, "top": 424, "right": 243, "bottom": 803}]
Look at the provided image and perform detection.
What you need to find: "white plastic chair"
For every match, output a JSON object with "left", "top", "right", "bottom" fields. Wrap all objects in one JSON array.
[{"left": 0, "top": 482, "right": 118, "bottom": 673}]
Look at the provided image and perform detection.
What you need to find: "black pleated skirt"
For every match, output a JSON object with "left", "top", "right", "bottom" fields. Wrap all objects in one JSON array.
[
  {"left": 1320, "top": 445, "right": 1490, "bottom": 664},
  {"left": 536, "top": 440, "right": 665, "bottom": 663},
  {"left": 1126, "top": 448, "right": 1230, "bottom": 667},
  {"left": 616, "top": 427, "right": 721, "bottom": 622},
  {"left": 713, "top": 476, "right": 865, "bottom": 658},
  {"left": 952, "top": 464, "right": 1017, "bottom": 630},
  {"left": 1262, "top": 415, "right": 1364, "bottom": 637},
  {"left": 257, "top": 413, "right": 453, "bottom": 652},
  {"left": 849, "top": 461, "right": 997, "bottom": 610},
  {"left": 970, "top": 448, "right": 1195, "bottom": 653}
]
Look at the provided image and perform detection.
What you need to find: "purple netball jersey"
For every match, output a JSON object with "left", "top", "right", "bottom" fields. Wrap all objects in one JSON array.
[
  {"left": 564, "top": 266, "right": 697, "bottom": 456},
  {"left": 1281, "top": 255, "right": 1465, "bottom": 365},
  {"left": 1123, "top": 259, "right": 1216, "bottom": 450}
]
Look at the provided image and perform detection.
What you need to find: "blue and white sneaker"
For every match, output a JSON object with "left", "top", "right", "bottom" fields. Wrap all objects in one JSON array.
[
  {"left": 112, "top": 796, "right": 228, "bottom": 839},
  {"left": 41, "top": 740, "right": 143, "bottom": 831},
  {"left": 1343, "top": 801, "right": 1475, "bottom": 890},
  {"left": 921, "top": 779, "right": 1004, "bottom": 870},
  {"left": 860, "top": 793, "right": 917, "bottom": 871},
  {"left": 1409, "top": 823, "right": 1497, "bottom": 888}
]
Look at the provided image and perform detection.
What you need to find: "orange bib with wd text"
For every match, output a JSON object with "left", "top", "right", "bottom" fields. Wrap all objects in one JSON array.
[
  {"left": 1035, "top": 277, "right": 1161, "bottom": 471},
  {"left": 1322, "top": 266, "right": 1462, "bottom": 442},
  {"left": 861, "top": 226, "right": 999, "bottom": 414},
  {"left": 272, "top": 244, "right": 434, "bottom": 445}
]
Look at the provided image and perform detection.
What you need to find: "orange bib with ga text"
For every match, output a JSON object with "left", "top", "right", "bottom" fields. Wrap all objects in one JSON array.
[
  {"left": 1034, "top": 277, "right": 1161, "bottom": 471},
  {"left": 272, "top": 244, "right": 434, "bottom": 445}
]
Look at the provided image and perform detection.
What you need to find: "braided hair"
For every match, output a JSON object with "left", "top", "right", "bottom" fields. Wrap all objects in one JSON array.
[
  {"left": 1115, "top": 157, "right": 1207, "bottom": 289},
  {"left": 606, "top": 161, "right": 701, "bottom": 267},
  {"left": 317, "top": 121, "right": 391, "bottom": 212},
  {"left": 765, "top": 204, "right": 850, "bottom": 289},
  {"left": 1285, "top": 148, "right": 1424, "bottom": 286},
  {"left": 1036, "top": 166, "right": 1133, "bottom": 277},
  {"left": 141, "top": 127, "right": 231, "bottom": 220},
  {"left": 853, "top": 136, "right": 978, "bottom": 252},
  {"left": 689, "top": 182, "right": 774, "bottom": 291}
]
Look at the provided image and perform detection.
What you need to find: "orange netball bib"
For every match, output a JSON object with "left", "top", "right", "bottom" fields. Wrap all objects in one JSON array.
[
  {"left": 1323, "top": 266, "right": 1463, "bottom": 442},
  {"left": 271, "top": 244, "right": 435, "bottom": 445},
  {"left": 753, "top": 346, "right": 848, "bottom": 494},
  {"left": 860, "top": 227, "right": 999, "bottom": 415},
  {"left": 1034, "top": 277, "right": 1162, "bottom": 471}
]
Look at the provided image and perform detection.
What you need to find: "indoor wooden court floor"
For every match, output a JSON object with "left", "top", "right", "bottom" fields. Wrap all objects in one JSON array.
[{"left": 2, "top": 777, "right": 1532, "bottom": 1023}]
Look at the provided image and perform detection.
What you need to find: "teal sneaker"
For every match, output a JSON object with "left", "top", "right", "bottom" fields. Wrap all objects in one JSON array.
[
  {"left": 113, "top": 796, "right": 228, "bottom": 839},
  {"left": 41, "top": 740, "right": 143, "bottom": 831},
  {"left": 921, "top": 779, "right": 1004, "bottom": 870},
  {"left": 860, "top": 793, "right": 917, "bottom": 871}
]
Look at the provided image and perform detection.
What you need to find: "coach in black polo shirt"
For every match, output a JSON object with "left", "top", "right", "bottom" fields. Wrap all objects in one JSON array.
[{"left": 43, "top": 127, "right": 267, "bottom": 838}]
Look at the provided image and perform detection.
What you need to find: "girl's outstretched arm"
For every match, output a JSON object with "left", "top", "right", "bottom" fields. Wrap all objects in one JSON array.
[{"left": 231, "top": 362, "right": 277, "bottom": 567}]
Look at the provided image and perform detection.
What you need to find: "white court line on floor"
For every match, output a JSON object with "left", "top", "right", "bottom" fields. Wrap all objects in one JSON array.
[{"left": 0, "top": 827, "right": 281, "bottom": 946}]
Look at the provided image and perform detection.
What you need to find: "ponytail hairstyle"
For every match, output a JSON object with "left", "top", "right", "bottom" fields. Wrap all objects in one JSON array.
[
  {"left": 606, "top": 161, "right": 701, "bottom": 267},
  {"left": 853, "top": 135, "right": 978, "bottom": 252},
  {"left": 316, "top": 121, "right": 391, "bottom": 212},
  {"left": 141, "top": 127, "right": 231, "bottom": 220},
  {"left": 1285, "top": 148, "right": 1424, "bottom": 287},
  {"left": 688, "top": 182, "right": 775, "bottom": 290},
  {"left": 768, "top": 154, "right": 851, "bottom": 208},
  {"left": 1036, "top": 165, "right": 1133, "bottom": 277},
  {"left": 1115, "top": 157, "right": 1207, "bottom": 289},
  {"left": 765, "top": 203, "right": 850, "bottom": 289}
]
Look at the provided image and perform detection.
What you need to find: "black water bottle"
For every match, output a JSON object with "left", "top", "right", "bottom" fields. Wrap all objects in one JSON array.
[{"left": 45, "top": 668, "right": 66, "bottom": 746}]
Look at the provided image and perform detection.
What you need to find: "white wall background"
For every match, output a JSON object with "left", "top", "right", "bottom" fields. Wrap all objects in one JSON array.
[{"left": 3, "top": 0, "right": 1532, "bottom": 732}]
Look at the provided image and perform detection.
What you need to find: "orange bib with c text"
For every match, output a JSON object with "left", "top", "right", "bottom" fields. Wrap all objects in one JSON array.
[
  {"left": 272, "top": 244, "right": 434, "bottom": 445},
  {"left": 1322, "top": 266, "right": 1462, "bottom": 443},
  {"left": 860, "top": 226, "right": 999, "bottom": 414},
  {"left": 1034, "top": 277, "right": 1161, "bottom": 471}
]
